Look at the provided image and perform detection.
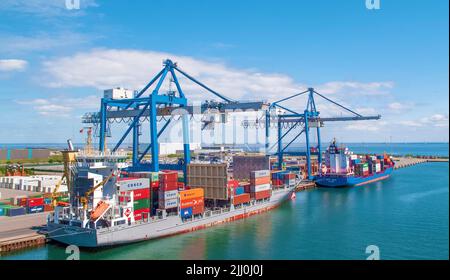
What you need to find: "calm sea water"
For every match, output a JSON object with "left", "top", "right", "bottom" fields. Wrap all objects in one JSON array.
[{"left": 1, "top": 145, "right": 448, "bottom": 260}]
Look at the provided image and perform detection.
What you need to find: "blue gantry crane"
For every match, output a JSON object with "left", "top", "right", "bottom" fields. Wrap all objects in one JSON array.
[
  {"left": 82, "top": 59, "right": 268, "bottom": 181},
  {"left": 265, "top": 87, "right": 381, "bottom": 180}
]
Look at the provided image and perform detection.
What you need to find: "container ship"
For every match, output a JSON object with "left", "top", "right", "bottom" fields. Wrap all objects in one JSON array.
[
  {"left": 315, "top": 139, "right": 395, "bottom": 188},
  {"left": 46, "top": 145, "right": 297, "bottom": 248}
]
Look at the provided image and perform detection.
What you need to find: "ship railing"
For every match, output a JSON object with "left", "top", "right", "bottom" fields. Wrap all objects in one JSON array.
[{"left": 222, "top": 207, "right": 230, "bottom": 213}]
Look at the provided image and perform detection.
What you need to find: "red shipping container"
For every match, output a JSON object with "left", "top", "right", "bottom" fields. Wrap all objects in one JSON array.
[
  {"left": 134, "top": 208, "right": 150, "bottom": 221},
  {"left": 271, "top": 179, "right": 283, "bottom": 186},
  {"left": 227, "top": 180, "right": 239, "bottom": 188},
  {"left": 27, "top": 197, "right": 44, "bottom": 207},
  {"left": 18, "top": 197, "right": 27, "bottom": 207},
  {"left": 250, "top": 177, "right": 271, "bottom": 185},
  {"left": 44, "top": 204, "right": 54, "bottom": 212},
  {"left": 159, "top": 171, "right": 178, "bottom": 184},
  {"left": 177, "top": 182, "right": 185, "bottom": 190},
  {"left": 233, "top": 193, "right": 251, "bottom": 205},
  {"left": 252, "top": 190, "right": 271, "bottom": 200},
  {"left": 160, "top": 181, "right": 178, "bottom": 192},
  {"left": 180, "top": 197, "right": 204, "bottom": 209},
  {"left": 192, "top": 204, "right": 204, "bottom": 215},
  {"left": 133, "top": 188, "right": 150, "bottom": 200},
  {"left": 240, "top": 183, "right": 251, "bottom": 193},
  {"left": 151, "top": 181, "right": 159, "bottom": 189}
]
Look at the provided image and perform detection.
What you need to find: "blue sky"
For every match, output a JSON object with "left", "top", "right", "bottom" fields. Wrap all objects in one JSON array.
[{"left": 0, "top": 0, "right": 448, "bottom": 145}]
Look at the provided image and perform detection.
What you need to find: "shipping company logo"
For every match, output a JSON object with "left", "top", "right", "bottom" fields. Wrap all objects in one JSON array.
[
  {"left": 124, "top": 208, "right": 131, "bottom": 217},
  {"left": 366, "top": 245, "right": 380, "bottom": 260},
  {"left": 65, "top": 0, "right": 80, "bottom": 10},
  {"left": 66, "top": 245, "right": 80, "bottom": 260},
  {"left": 365, "top": 0, "right": 381, "bottom": 10}
]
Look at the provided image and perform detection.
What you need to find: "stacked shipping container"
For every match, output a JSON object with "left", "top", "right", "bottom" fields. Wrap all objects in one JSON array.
[
  {"left": 179, "top": 188, "right": 204, "bottom": 218},
  {"left": 117, "top": 177, "right": 151, "bottom": 221},
  {"left": 158, "top": 171, "right": 179, "bottom": 210},
  {"left": 250, "top": 170, "right": 271, "bottom": 200}
]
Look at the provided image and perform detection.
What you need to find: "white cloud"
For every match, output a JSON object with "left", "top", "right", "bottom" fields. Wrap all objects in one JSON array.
[
  {"left": 316, "top": 81, "right": 394, "bottom": 95},
  {"left": 0, "top": 32, "right": 96, "bottom": 54},
  {"left": 421, "top": 114, "right": 449, "bottom": 127},
  {"left": 16, "top": 95, "right": 100, "bottom": 117},
  {"left": 0, "top": 0, "right": 98, "bottom": 17},
  {"left": 344, "top": 121, "right": 387, "bottom": 132},
  {"left": 398, "top": 114, "right": 449, "bottom": 128},
  {"left": 388, "top": 102, "right": 414, "bottom": 112},
  {"left": 0, "top": 59, "right": 28, "bottom": 71},
  {"left": 41, "top": 49, "right": 394, "bottom": 106}
]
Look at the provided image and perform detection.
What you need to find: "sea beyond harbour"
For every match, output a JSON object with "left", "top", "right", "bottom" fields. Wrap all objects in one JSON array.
[
  {"left": 1, "top": 143, "right": 448, "bottom": 260},
  {"left": 0, "top": 142, "right": 449, "bottom": 157}
]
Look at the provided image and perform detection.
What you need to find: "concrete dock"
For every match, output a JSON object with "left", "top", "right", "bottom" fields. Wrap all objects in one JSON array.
[
  {"left": 393, "top": 157, "right": 448, "bottom": 169},
  {"left": 0, "top": 213, "right": 48, "bottom": 255}
]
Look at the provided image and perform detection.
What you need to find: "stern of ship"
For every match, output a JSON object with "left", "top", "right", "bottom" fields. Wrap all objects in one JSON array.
[{"left": 47, "top": 222, "right": 99, "bottom": 248}]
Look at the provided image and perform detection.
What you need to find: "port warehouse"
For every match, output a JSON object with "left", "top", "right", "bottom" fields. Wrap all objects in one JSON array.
[{"left": 0, "top": 175, "right": 68, "bottom": 193}]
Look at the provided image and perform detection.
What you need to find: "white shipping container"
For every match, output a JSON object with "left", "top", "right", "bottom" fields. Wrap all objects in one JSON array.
[
  {"left": 250, "top": 183, "right": 271, "bottom": 192},
  {"left": 250, "top": 170, "right": 271, "bottom": 178},
  {"left": 159, "top": 190, "right": 178, "bottom": 200},
  {"left": 288, "top": 179, "right": 296, "bottom": 186},
  {"left": 158, "top": 197, "right": 178, "bottom": 209},
  {"left": 118, "top": 178, "right": 150, "bottom": 191},
  {"left": 375, "top": 163, "right": 381, "bottom": 172}
]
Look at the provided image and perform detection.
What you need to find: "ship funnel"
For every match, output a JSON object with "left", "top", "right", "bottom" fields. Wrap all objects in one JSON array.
[{"left": 67, "top": 139, "right": 74, "bottom": 151}]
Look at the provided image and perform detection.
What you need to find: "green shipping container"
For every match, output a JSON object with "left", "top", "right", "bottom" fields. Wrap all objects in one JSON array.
[
  {"left": 56, "top": 196, "right": 70, "bottom": 202},
  {"left": 150, "top": 172, "right": 159, "bottom": 182},
  {"left": 134, "top": 198, "right": 150, "bottom": 210},
  {"left": 0, "top": 205, "right": 12, "bottom": 216}
]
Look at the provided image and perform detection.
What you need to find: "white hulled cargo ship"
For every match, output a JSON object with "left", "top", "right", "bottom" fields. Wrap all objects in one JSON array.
[{"left": 46, "top": 145, "right": 297, "bottom": 248}]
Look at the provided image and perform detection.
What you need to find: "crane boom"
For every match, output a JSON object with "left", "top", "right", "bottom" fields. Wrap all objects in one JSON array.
[
  {"left": 51, "top": 174, "right": 66, "bottom": 207},
  {"left": 80, "top": 172, "right": 115, "bottom": 210}
]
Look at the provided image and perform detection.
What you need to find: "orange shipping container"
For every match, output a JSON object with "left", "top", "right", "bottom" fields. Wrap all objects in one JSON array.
[
  {"left": 192, "top": 204, "right": 204, "bottom": 215},
  {"left": 250, "top": 176, "right": 271, "bottom": 185},
  {"left": 233, "top": 193, "right": 250, "bottom": 205},
  {"left": 179, "top": 188, "right": 204, "bottom": 201},
  {"left": 180, "top": 198, "right": 204, "bottom": 209},
  {"left": 251, "top": 190, "right": 271, "bottom": 200},
  {"left": 44, "top": 204, "right": 54, "bottom": 212}
]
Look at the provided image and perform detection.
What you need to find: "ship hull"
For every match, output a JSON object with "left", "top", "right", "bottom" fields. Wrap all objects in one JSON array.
[
  {"left": 315, "top": 167, "right": 393, "bottom": 188},
  {"left": 47, "top": 187, "right": 294, "bottom": 248}
]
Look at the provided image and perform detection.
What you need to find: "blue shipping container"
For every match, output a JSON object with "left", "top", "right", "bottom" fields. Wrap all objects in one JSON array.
[
  {"left": 8, "top": 207, "right": 26, "bottom": 217},
  {"left": 0, "top": 207, "right": 5, "bottom": 216},
  {"left": 234, "top": 187, "right": 244, "bottom": 196},
  {"left": 28, "top": 205, "right": 44, "bottom": 214},
  {"left": 180, "top": 207, "right": 192, "bottom": 219},
  {"left": 44, "top": 198, "right": 52, "bottom": 205}
]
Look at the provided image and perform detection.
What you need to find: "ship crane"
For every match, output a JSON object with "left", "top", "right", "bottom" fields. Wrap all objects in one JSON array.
[
  {"left": 82, "top": 59, "right": 269, "bottom": 181},
  {"left": 264, "top": 87, "right": 381, "bottom": 180},
  {"left": 80, "top": 171, "right": 115, "bottom": 210}
]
